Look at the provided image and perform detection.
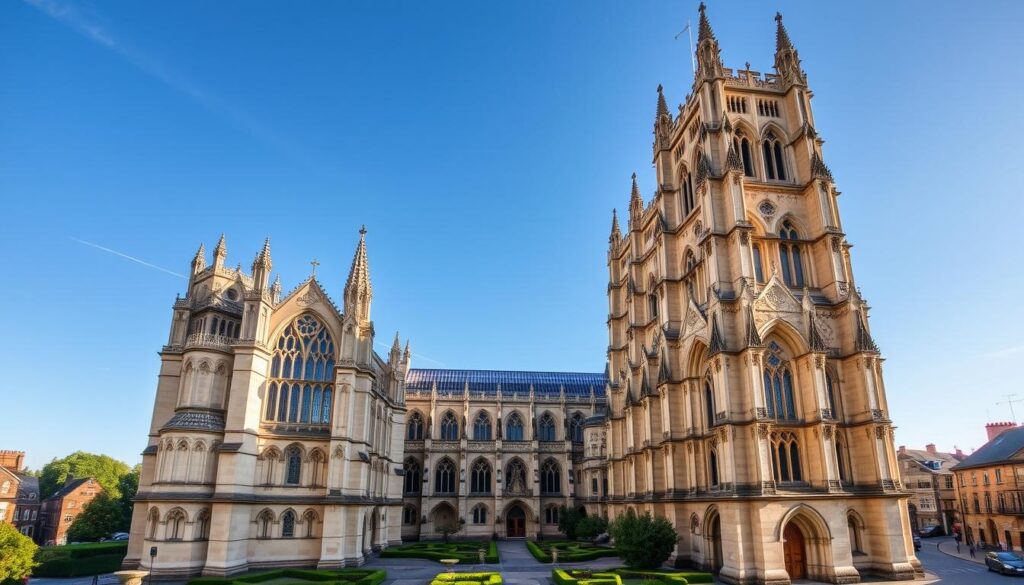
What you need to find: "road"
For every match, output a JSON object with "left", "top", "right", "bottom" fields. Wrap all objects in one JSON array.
[{"left": 915, "top": 537, "right": 1009, "bottom": 584}]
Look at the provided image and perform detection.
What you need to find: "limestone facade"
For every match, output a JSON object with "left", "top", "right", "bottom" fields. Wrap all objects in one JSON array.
[
  {"left": 600, "top": 5, "right": 918, "bottom": 584},
  {"left": 125, "top": 230, "right": 409, "bottom": 577},
  {"left": 399, "top": 370, "right": 608, "bottom": 541}
]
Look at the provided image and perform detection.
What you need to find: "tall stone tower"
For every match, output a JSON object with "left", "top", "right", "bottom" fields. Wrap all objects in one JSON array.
[{"left": 603, "top": 5, "right": 918, "bottom": 583}]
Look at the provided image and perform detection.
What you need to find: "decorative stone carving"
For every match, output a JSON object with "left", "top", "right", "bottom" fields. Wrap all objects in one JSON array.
[{"left": 297, "top": 289, "right": 322, "bottom": 307}]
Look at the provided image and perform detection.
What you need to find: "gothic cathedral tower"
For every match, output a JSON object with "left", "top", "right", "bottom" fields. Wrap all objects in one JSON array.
[{"left": 604, "top": 6, "right": 919, "bottom": 584}]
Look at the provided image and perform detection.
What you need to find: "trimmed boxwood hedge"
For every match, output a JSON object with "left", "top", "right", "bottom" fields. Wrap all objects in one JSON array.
[
  {"left": 429, "top": 571, "right": 502, "bottom": 585},
  {"left": 527, "top": 540, "right": 619, "bottom": 563},
  {"left": 552, "top": 568, "right": 713, "bottom": 585},
  {"left": 380, "top": 541, "right": 499, "bottom": 563},
  {"left": 32, "top": 542, "right": 129, "bottom": 578},
  {"left": 187, "top": 569, "right": 386, "bottom": 585}
]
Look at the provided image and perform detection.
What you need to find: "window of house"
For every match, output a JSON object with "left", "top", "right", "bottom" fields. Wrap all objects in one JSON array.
[
  {"left": 545, "top": 505, "right": 559, "bottom": 524},
  {"left": 569, "top": 412, "right": 584, "bottom": 444},
  {"left": 732, "top": 130, "right": 754, "bottom": 177},
  {"left": 680, "top": 169, "right": 696, "bottom": 217},
  {"left": 704, "top": 379, "right": 716, "bottom": 429},
  {"left": 752, "top": 244, "right": 765, "bottom": 283},
  {"left": 771, "top": 432, "right": 803, "bottom": 482},
  {"left": 997, "top": 469, "right": 1004, "bottom": 484}
]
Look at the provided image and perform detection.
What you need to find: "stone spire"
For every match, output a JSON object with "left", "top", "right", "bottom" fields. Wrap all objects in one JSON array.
[
  {"left": 343, "top": 225, "right": 373, "bottom": 324},
  {"left": 654, "top": 84, "right": 672, "bottom": 150},
  {"left": 251, "top": 238, "right": 272, "bottom": 290},
  {"left": 213, "top": 233, "right": 227, "bottom": 268},
  {"left": 389, "top": 331, "right": 402, "bottom": 365},
  {"left": 609, "top": 208, "right": 622, "bottom": 246},
  {"left": 773, "top": 12, "right": 806, "bottom": 87},
  {"left": 694, "top": 2, "right": 724, "bottom": 80},
  {"left": 270, "top": 274, "right": 282, "bottom": 303},
  {"left": 656, "top": 84, "right": 670, "bottom": 120},
  {"left": 629, "top": 173, "right": 644, "bottom": 229},
  {"left": 191, "top": 243, "right": 206, "bottom": 275},
  {"left": 403, "top": 340, "right": 411, "bottom": 363}
]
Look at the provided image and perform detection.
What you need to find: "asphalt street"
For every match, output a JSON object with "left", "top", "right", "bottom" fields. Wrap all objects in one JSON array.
[{"left": 915, "top": 537, "right": 1013, "bottom": 584}]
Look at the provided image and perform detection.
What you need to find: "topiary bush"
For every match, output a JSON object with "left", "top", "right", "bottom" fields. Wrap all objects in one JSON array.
[
  {"left": 429, "top": 571, "right": 502, "bottom": 585},
  {"left": 608, "top": 510, "right": 678, "bottom": 569},
  {"left": 380, "top": 541, "right": 498, "bottom": 563},
  {"left": 527, "top": 540, "right": 618, "bottom": 563},
  {"left": 186, "top": 569, "right": 386, "bottom": 585},
  {"left": 32, "top": 541, "right": 128, "bottom": 577}
]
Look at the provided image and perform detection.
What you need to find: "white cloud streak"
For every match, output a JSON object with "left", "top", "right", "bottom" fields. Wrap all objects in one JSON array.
[
  {"left": 70, "top": 236, "right": 187, "bottom": 279},
  {"left": 23, "top": 0, "right": 307, "bottom": 162},
  {"left": 373, "top": 340, "right": 448, "bottom": 368}
]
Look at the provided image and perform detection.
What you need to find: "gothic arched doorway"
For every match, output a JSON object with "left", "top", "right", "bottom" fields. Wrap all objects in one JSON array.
[
  {"left": 506, "top": 504, "right": 526, "bottom": 538},
  {"left": 783, "top": 523, "right": 807, "bottom": 580},
  {"left": 705, "top": 509, "right": 723, "bottom": 572}
]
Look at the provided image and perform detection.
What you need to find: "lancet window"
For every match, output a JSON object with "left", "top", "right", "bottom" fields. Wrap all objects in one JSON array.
[
  {"left": 763, "top": 341, "right": 797, "bottom": 420},
  {"left": 505, "top": 412, "right": 524, "bottom": 441},
  {"left": 473, "top": 411, "right": 492, "bottom": 440}
]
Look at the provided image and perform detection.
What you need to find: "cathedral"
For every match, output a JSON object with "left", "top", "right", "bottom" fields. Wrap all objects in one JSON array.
[{"left": 126, "top": 5, "right": 919, "bottom": 584}]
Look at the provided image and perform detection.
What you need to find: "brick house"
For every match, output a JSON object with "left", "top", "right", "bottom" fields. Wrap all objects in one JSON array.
[
  {"left": 951, "top": 422, "right": 1024, "bottom": 550},
  {"left": 15, "top": 475, "right": 41, "bottom": 541},
  {"left": 0, "top": 450, "right": 25, "bottom": 526},
  {"left": 40, "top": 477, "right": 102, "bottom": 545}
]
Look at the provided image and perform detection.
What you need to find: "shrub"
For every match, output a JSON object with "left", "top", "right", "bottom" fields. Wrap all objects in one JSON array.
[
  {"left": 380, "top": 541, "right": 498, "bottom": 563},
  {"left": 576, "top": 516, "right": 609, "bottom": 540},
  {"left": 527, "top": 540, "right": 618, "bottom": 563},
  {"left": 557, "top": 506, "right": 584, "bottom": 539},
  {"left": 551, "top": 569, "right": 621, "bottom": 585},
  {"left": 32, "top": 541, "right": 128, "bottom": 577},
  {"left": 608, "top": 510, "right": 678, "bottom": 569},
  {"left": 186, "top": 569, "right": 386, "bottom": 585},
  {"left": 429, "top": 571, "right": 501, "bottom": 585},
  {"left": 0, "top": 523, "right": 38, "bottom": 582}
]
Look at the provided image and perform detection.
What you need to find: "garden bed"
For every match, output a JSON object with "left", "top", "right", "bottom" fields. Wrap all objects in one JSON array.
[
  {"left": 552, "top": 568, "right": 713, "bottom": 585},
  {"left": 526, "top": 540, "right": 619, "bottom": 563},
  {"left": 187, "top": 569, "right": 386, "bottom": 585},
  {"left": 429, "top": 571, "right": 502, "bottom": 585},
  {"left": 379, "top": 541, "right": 499, "bottom": 563}
]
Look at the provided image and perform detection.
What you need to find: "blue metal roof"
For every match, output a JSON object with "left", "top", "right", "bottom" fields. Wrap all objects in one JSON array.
[{"left": 406, "top": 369, "right": 607, "bottom": 397}]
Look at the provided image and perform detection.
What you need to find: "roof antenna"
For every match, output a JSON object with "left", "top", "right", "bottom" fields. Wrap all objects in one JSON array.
[{"left": 996, "top": 393, "right": 1023, "bottom": 425}]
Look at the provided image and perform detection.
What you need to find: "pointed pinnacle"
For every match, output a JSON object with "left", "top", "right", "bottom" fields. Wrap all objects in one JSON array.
[
  {"left": 254, "top": 237, "right": 272, "bottom": 266},
  {"left": 392, "top": 330, "right": 401, "bottom": 352},
  {"left": 344, "top": 226, "right": 373, "bottom": 303},
  {"left": 656, "top": 84, "right": 670, "bottom": 120},
  {"left": 194, "top": 242, "right": 206, "bottom": 259},
  {"left": 697, "top": 2, "right": 715, "bottom": 42},
  {"left": 272, "top": 274, "right": 281, "bottom": 288},
  {"left": 631, "top": 172, "right": 641, "bottom": 200},
  {"left": 775, "top": 12, "right": 794, "bottom": 52},
  {"left": 214, "top": 233, "right": 227, "bottom": 255},
  {"left": 611, "top": 208, "right": 621, "bottom": 235}
]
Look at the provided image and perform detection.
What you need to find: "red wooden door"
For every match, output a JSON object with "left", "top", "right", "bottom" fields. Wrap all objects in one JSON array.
[{"left": 783, "top": 524, "right": 806, "bottom": 580}]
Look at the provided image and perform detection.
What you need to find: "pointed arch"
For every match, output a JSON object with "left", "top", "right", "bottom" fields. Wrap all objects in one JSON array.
[
  {"left": 147, "top": 507, "right": 161, "bottom": 539},
  {"left": 470, "top": 457, "right": 492, "bottom": 494},
  {"left": 540, "top": 458, "right": 561, "bottom": 495},
  {"left": 685, "top": 339, "right": 710, "bottom": 379},
  {"left": 165, "top": 507, "right": 188, "bottom": 541},
  {"left": 403, "top": 457, "right": 421, "bottom": 494},
  {"left": 280, "top": 508, "right": 297, "bottom": 538},
  {"left": 265, "top": 312, "right": 337, "bottom": 425},
  {"left": 302, "top": 508, "right": 319, "bottom": 538},
  {"left": 505, "top": 457, "right": 529, "bottom": 495},
  {"left": 434, "top": 457, "right": 456, "bottom": 494},
  {"left": 537, "top": 411, "right": 557, "bottom": 441},
  {"left": 439, "top": 410, "right": 459, "bottom": 440},
  {"left": 472, "top": 410, "right": 493, "bottom": 440},
  {"left": 505, "top": 411, "right": 525, "bottom": 441},
  {"left": 775, "top": 503, "right": 833, "bottom": 542},
  {"left": 568, "top": 411, "right": 585, "bottom": 443},
  {"left": 407, "top": 410, "right": 425, "bottom": 440}
]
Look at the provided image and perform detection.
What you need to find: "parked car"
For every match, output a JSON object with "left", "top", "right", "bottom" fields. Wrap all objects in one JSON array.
[
  {"left": 918, "top": 524, "right": 945, "bottom": 538},
  {"left": 110, "top": 533, "right": 129, "bottom": 541},
  {"left": 986, "top": 551, "right": 1024, "bottom": 575},
  {"left": 913, "top": 535, "right": 921, "bottom": 551}
]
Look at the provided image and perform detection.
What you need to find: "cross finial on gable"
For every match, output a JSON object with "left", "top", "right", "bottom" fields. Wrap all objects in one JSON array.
[{"left": 310, "top": 258, "right": 320, "bottom": 276}]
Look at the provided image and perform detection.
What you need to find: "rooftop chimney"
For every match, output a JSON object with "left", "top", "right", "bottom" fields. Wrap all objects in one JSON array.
[
  {"left": 926, "top": 443, "right": 937, "bottom": 454},
  {"left": 987, "top": 421, "right": 1018, "bottom": 442},
  {"left": 0, "top": 450, "right": 25, "bottom": 471},
  {"left": 955, "top": 447, "right": 965, "bottom": 460},
  {"left": 898, "top": 445, "right": 907, "bottom": 455}
]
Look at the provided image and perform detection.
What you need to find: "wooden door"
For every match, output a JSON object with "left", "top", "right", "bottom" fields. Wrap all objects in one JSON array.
[
  {"left": 783, "top": 524, "right": 806, "bottom": 580},
  {"left": 507, "top": 506, "right": 526, "bottom": 537}
]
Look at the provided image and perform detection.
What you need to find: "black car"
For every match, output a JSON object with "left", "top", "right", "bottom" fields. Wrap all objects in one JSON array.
[
  {"left": 918, "top": 524, "right": 945, "bottom": 538},
  {"left": 985, "top": 551, "right": 1024, "bottom": 575},
  {"left": 912, "top": 535, "right": 921, "bottom": 551}
]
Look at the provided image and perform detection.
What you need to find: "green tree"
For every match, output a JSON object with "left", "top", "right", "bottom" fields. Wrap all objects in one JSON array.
[
  {"left": 557, "top": 506, "right": 584, "bottom": 539},
  {"left": 39, "top": 452, "right": 131, "bottom": 500},
  {"left": 66, "top": 493, "right": 125, "bottom": 542},
  {"left": 0, "top": 522, "right": 38, "bottom": 581},
  {"left": 117, "top": 465, "right": 141, "bottom": 529},
  {"left": 609, "top": 509, "right": 678, "bottom": 568},
  {"left": 576, "top": 515, "right": 609, "bottom": 540}
]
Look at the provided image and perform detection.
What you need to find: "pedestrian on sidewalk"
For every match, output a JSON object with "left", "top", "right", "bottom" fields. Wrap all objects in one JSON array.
[
  {"left": 969, "top": 543, "right": 976, "bottom": 558},
  {"left": 957, "top": 540, "right": 961, "bottom": 554}
]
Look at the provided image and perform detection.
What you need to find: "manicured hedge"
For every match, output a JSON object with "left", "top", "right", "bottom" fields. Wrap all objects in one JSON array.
[
  {"left": 429, "top": 571, "right": 502, "bottom": 585},
  {"left": 32, "top": 542, "right": 129, "bottom": 577},
  {"left": 380, "top": 541, "right": 499, "bottom": 563},
  {"left": 527, "top": 540, "right": 619, "bottom": 563},
  {"left": 552, "top": 568, "right": 713, "bottom": 585},
  {"left": 187, "top": 569, "right": 386, "bottom": 585}
]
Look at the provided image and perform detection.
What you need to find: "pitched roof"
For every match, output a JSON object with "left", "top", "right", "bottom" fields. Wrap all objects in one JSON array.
[
  {"left": 16, "top": 475, "right": 38, "bottom": 503},
  {"left": 45, "top": 477, "right": 96, "bottom": 501},
  {"left": 899, "top": 448, "right": 960, "bottom": 475},
  {"left": 952, "top": 426, "right": 1024, "bottom": 471},
  {"left": 406, "top": 369, "right": 606, "bottom": 398}
]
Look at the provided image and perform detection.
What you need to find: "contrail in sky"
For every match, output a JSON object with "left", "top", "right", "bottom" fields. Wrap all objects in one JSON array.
[
  {"left": 373, "top": 340, "right": 448, "bottom": 368},
  {"left": 23, "top": 0, "right": 308, "bottom": 163},
  {"left": 70, "top": 236, "right": 187, "bottom": 279}
]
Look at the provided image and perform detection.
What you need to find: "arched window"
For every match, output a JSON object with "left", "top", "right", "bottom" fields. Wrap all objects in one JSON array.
[
  {"left": 708, "top": 449, "right": 720, "bottom": 487},
  {"left": 265, "top": 314, "right": 335, "bottom": 425},
  {"left": 762, "top": 131, "right": 787, "bottom": 181},
  {"left": 538, "top": 413, "right": 557, "bottom": 442},
  {"left": 407, "top": 411, "right": 424, "bottom": 440},
  {"left": 505, "top": 459, "right": 528, "bottom": 495},
  {"left": 403, "top": 505, "right": 418, "bottom": 525},
  {"left": 778, "top": 221, "right": 805, "bottom": 287},
  {"left": 752, "top": 244, "right": 765, "bottom": 283},
  {"left": 404, "top": 458, "right": 421, "bottom": 494},
  {"left": 471, "top": 459, "right": 492, "bottom": 494},
  {"left": 545, "top": 505, "right": 560, "bottom": 524},
  {"left": 733, "top": 130, "right": 754, "bottom": 177},
  {"left": 771, "top": 432, "right": 802, "bottom": 482},
  {"left": 648, "top": 292, "right": 659, "bottom": 319},
  {"left": 440, "top": 411, "right": 459, "bottom": 441},
  {"left": 684, "top": 251, "right": 699, "bottom": 302},
  {"left": 835, "top": 433, "right": 851, "bottom": 483},
  {"left": 309, "top": 449, "right": 326, "bottom": 486},
  {"left": 282, "top": 510, "right": 296, "bottom": 538},
  {"left": 472, "top": 504, "right": 488, "bottom": 524},
  {"left": 569, "top": 412, "right": 584, "bottom": 444},
  {"left": 505, "top": 412, "right": 525, "bottom": 441},
  {"left": 303, "top": 510, "right": 318, "bottom": 537},
  {"left": 166, "top": 509, "right": 186, "bottom": 540},
  {"left": 257, "top": 509, "right": 274, "bottom": 539},
  {"left": 704, "top": 378, "right": 716, "bottom": 429},
  {"left": 435, "top": 458, "right": 456, "bottom": 494},
  {"left": 680, "top": 168, "right": 696, "bottom": 217},
  {"left": 285, "top": 446, "right": 302, "bottom": 485},
  {"left": 540, "top": 459, "right": 561, "bottom": 495},
  {"left": 763, "top": 341, "right": 797, "bottom": 420},
  {"left": 473, "top": 411, "right": 492, "bottom": 440},
  {"left": 848, "top": 515, "right": 864, "bottom": 553},
  {"left": 825, "top": 371, "right": 839, "bottom": 419},
  {"left": 147, "top": 508, "right": 160, "bottom": 539},
  {"left": 195, "top": 510, "right": 210, "bottom": 541}
]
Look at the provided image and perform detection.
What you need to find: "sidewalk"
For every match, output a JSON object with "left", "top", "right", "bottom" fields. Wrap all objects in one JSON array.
[{"left": 935, "top": 537, "right": 984, "bottom": 565}]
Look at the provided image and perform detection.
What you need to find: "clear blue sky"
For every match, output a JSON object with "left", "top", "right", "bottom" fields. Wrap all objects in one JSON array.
[{"left": 2, "top": 0, "right": 1022, "bottom": 470}]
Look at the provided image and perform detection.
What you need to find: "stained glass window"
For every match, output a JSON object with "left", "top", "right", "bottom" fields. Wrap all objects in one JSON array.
[
  {"left": 264, "top": 314, "right": 335, "bottom": 425},
  {"left": 763, "top": 341, "right": 796, "bottom": 420},
  {"left": 505, "top": 412, "right": 524, "bottom": 441}
]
